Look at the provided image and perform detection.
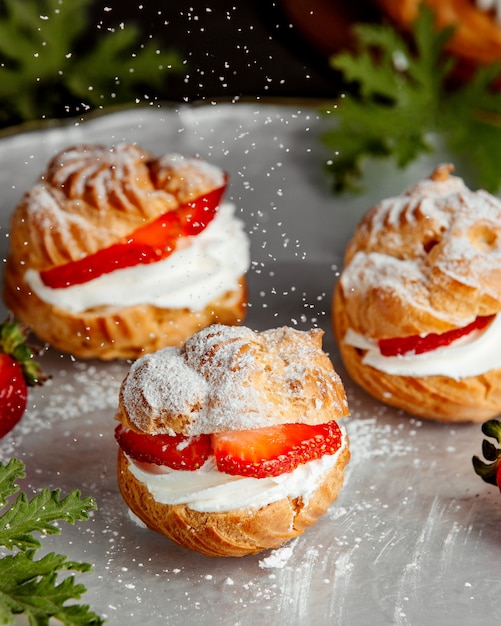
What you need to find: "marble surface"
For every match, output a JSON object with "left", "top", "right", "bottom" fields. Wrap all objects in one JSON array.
[{"left": 0, "top": 102, "right": 499, "bottom": 625}]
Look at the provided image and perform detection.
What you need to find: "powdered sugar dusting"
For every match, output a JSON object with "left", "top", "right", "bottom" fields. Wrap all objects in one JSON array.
[
  {"left": 25, "top": 185, "right": 115, "bottom": 262},
  {"left": 153, "top": 153, "right": 226, "bottom": 195},
  {"left": 340, "top": 166, "right": 501, "bottom": 333},
  {"left": 258, "top": 542, "right": 296, "bottom": 569},
  {"left": 341, "top": 251, "right": 465, "bottom": 324},
  {"left": 119, "top": 324, "right": 349, "bottom": 435},
  {"left": 345, "top": 415, "right": 420, "bottom": 463},
  {"left": 48, "top": 143, "right": 149, "bottom": 209},
  {"left": 120, "top": 347, "right": 210, "bottom": 434},
  {"left": 0, "top": 355, "right": 127, "bottom": 462}
]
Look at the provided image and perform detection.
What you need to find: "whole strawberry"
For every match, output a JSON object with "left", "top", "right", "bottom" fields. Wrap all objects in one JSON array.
[
  {"left": 472, "top": 420, "right": 501, "bottom": 491},
  {"left": 0, "top": 318, "right": 46, "bottom": 438}
]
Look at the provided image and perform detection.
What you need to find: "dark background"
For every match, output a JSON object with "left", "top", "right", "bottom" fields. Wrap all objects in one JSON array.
[{"left": 90, "top": 0, "right": 381, "bottom": 104}]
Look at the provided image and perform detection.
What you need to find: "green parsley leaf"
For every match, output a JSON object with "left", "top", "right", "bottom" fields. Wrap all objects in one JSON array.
[
  {"left": 0, "top": 459, "right": 24, "bottom": 510},
  {"left": 321, "top": 5, "right": 501, "bottom": 194},
  {"left": 0, "top": 0, "right": 183, "bottom": 128},
  {"left": 0, "top": 459, "right": 103, "bottom": 625},
  {"left": 0, "top": 551, "right": 97, "bottom": 625},
  {"left": 0, "top": 487, "right": 95, "bottom": 552}
]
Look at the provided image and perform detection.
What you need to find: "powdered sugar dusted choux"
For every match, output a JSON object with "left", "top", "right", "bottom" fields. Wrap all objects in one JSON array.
[
  {"left": 115, "top": 324, "right": 350, "bottom": 557},
  {"left": 117, "top": 324, "right": 349, "bottom": 434},
  {"left": 333, "top": 164, "right": 501, "bottom": 422},
  {"left": 4, "top": 144, "right": 250, "bottom": 360}
]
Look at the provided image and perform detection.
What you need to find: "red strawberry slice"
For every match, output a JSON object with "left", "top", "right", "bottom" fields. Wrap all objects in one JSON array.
[
  {"left": 40, "top": 182, "right": 227, "bottom": 289},
  {"left": 115, "top": 424, "right": 212, "bottom": 471},
  {"left": 378, "top": 315, "right": 495, "bottom": 357},
  {"left": 211, "top": 420, "right": 343, "bottom": 479}
]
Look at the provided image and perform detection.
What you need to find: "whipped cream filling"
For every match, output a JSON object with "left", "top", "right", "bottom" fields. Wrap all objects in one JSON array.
[
  {"left": 344, "top": 314, "right": 501, "bottom": 380},
  {"left": 126, "top": 426, "right": 348, "bottom": 513},
  {"left": 25, "top": 202, "right": 250, "bottom": 314}
]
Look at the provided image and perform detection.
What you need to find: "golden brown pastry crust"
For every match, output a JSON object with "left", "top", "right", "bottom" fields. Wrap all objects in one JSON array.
[
  {"left": 333, "top": 164, "right": 501, "bottom": 422},
  {"left": 117, "top": 444, "right": 350, "bottom": 557},
  {"left": 340, "top": 164, "right": 501, "bottom": 339},
  {"left": 115, "top": 325, "right": 350, "bottom": 435},
  {"left": 4, "top": 144, "right": 247, "bottom": 359},
  {"left": 4, "top": 267, "right": 247, "bottom": 360},
  {"left": 12, "top": 144, "right": 226, "bottom": 269},
  {"left": 375, "top": 0, "right": 501, "bottom": 68},
  {"left": 334, "top": 282, "right": 501, "bottom": 422}
]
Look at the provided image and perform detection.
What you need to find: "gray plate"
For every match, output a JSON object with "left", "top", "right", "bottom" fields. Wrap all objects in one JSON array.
[{"left": 0, "top": 103, "right": 499, "bottom": 626}]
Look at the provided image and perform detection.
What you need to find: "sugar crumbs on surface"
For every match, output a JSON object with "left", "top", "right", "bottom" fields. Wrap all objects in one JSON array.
[
  {"left": 258, "top": 541, "right": 297, "bottom": 569},
  {"left": 344, "top": 415, "right": 419, "bottom": 464},
  {"left": 0, "top": 357, "right": 126, "bottom": 456}
]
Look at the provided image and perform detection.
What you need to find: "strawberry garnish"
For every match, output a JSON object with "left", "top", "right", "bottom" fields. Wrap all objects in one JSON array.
[
  {"left": 472, "top": 419, "right": 501, "bottom": 491},
  {"left": 378, "top": 315, "right": 495, "bottom": 357},
  {"left": 114, "top": 424, "right": 212, "bottom": 471},
  {"left": 211, "top": 420, "right": 343, "bottom": 479},
  {"left": 0, "top": 317, "right": 46, "bottom": 438},
  {"left": 40, "top": 182, "right": 227, "bottom": 289}
]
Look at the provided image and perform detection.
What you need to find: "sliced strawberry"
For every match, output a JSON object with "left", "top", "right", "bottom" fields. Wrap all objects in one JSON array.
[
  {"left": 211, "top": 420, "right": 343, "bottom": 479},
  {"left": 40, "top": 182, "right": 227, "bottom": 289},
  {"left": 378, "top": 315, "right": 495, "bottom": 357},
  {"left": 114, "top": 424, "right": 212, "bottom": 471}
]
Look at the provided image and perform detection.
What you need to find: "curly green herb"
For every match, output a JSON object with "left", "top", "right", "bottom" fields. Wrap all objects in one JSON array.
[
  {"left": 322, "top": 5, "right": 501, "bottom": 194},
  {"left": 0, "top": 0, "right": 183, "bottom": 128},
  {"left": 0, "top": 458, "right": 103, "bottom": 625}
]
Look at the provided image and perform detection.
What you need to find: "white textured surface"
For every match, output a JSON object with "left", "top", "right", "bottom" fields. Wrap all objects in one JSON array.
[{"left": 0, "top": 103, "right": 499, "bottom": 625}]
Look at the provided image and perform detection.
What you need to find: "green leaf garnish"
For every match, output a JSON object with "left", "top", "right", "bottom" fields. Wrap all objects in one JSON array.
[
  {"left": 0, "top": 317, "right": 47, "bottom": 387},
  {"left": 0, "top": 458, "right": 103, "bottom": 625},
  {"left": 472, "top": 419, "right": 501, "bottom": 486},
  {"left": 321, "top": 5, "right": 501, "bottom": 194},
  {"left": 0, "top": 0, "right": 183, "bottom": 128}
]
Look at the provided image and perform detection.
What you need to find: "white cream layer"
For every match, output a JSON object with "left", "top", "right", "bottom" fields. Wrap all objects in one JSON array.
[
  {"left": 25, "top": 202, "right": 250, "bottom": 314},
  {"left": 126, "top": 426, "right": 348, "bottom": 513},
  {"left": 344, "top": 314, "right": 501, "bottom": 380}
]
